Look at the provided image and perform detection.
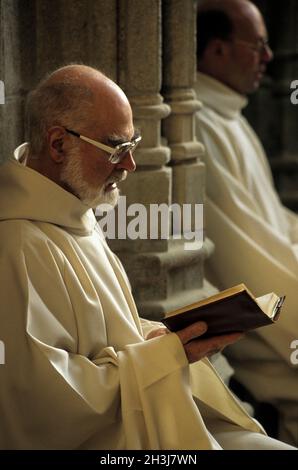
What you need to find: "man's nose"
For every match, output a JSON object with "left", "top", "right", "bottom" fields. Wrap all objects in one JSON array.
[
  {"left": 116, "top": 151, "right": 136, "bottom": 172},
  {"left": 263, "top": 44, "right": 273, "bottom": 63}
]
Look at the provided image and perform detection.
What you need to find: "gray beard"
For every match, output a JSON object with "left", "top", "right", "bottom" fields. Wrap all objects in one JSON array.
[{"left": 60, "top": 148, "right": 121, "bottom": 209}]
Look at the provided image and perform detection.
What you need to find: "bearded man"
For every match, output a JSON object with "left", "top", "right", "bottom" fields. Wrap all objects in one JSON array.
[{"left": 0, "top": 65, "right": 294, "bottom": 450}]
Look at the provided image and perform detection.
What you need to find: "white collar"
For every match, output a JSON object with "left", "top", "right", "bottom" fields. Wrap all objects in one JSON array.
[
  {"left": 0, "top": 143, "right": 97, "bottom": 235},
  {"left": 194, "top": 72, "right": 248, "bottom": 119}
]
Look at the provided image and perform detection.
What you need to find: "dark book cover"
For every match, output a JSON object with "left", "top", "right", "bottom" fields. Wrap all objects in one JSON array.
[{"left": 161, "top": 287, "right": 285, "bottom": 339}]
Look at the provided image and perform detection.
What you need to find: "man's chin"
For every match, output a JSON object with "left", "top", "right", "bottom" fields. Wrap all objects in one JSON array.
[
  {"left": 245, "top": 80, "right": 261, "bottom": 95},
  {"left": 88, "top": 187, "right": 120, "bottom": 210}
]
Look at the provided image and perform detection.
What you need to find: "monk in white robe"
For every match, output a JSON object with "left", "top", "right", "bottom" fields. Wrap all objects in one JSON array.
[
  {"left": 195, "top": 0, "right": 298, "bottom": 445},
  {"left": 0, "top": 64, "right": 294, "bottom": 450}
]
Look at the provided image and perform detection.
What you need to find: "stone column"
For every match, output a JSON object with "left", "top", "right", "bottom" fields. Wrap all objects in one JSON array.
[
  {"left": 0, "top": 0, "right": 119, "bottom": 163},
  {"left": 108, "top": 0, "right": 210, "bottom": 320},
  {"left": 34, "top": 0, "right": 118, "bottom": 82},
  {"left": 0, "top": 0, "right": 35, "bottom": 161},
  {"left": 107, "top": 0, "right": 172, "bottom": 320},
  {"left": 162, "top": 0, "right": 215, "bottom": 302}
]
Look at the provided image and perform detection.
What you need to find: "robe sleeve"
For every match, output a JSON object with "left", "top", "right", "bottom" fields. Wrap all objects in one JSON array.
[
  {"left": 140, "top": 317, "right": 167, "bottom": 338},
  {"left": 0, "top": 222, "right": 216, "bottom": 450}
]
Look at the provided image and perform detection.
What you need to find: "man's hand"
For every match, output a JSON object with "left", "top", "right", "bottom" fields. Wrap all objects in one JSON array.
[
  {"left": 176, "top": 321, "right": 243, "bottom": 364},
  {"left": 146, "top": 322, "right": 243, "bottom": 364},
  {"left": 146, "top": 327, "right": 170, "bottom": 340}
]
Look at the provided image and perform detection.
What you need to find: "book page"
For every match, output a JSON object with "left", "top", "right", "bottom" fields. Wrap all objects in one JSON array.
[
  {"left": 166, "top": 283, "right": 251, "bottom": 318},
  {"left": 255, "top": 293, "right": 280, "bottom": 319}
]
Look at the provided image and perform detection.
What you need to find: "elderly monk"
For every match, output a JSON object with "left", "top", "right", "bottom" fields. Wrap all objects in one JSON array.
[{"left": 0, "top": 65, "right": 294, "bottom": 450}]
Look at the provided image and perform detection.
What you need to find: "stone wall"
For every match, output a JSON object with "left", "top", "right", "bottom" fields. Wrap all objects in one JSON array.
[
  {"left": 0, "top": 0, "right": 118, "bottom": 162},
  {"left": 0, "top": 0, "right": 33, "bottom": 160}
]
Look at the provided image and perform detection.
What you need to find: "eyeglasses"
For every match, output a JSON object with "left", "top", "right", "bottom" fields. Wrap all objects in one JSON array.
[
  {"left": 65, "top": 128, "right": 142, "bottom": 164},
  {"left": 233, "top": 37, "right": 271, "bottom": 55}
]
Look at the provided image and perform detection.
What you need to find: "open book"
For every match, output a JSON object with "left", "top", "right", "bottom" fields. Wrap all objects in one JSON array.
[{"left": 161, "top": 284, "right": 285, "bottom": 338}]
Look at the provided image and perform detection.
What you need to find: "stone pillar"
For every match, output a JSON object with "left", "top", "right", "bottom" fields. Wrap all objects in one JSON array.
[
  {"left": 108, "top": 0, "right": 212, "bottom": 320},
  {"left": 34, "top": 0, "right": 118, "bottom": 82},
  {"left": 0, "top": 0, "right": 118, "bottom": 163},
  {"left": 0, "top": 0, "right": 35, "bottom": 161},
  {"left": 162, "top": 0, "right": 215, "bottom": 302},
  {"left": 108, "top": 0, "right": 173, "bottom": 320}
]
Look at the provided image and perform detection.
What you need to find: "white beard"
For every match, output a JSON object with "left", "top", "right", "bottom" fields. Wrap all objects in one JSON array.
[{"left": 60, "top": 148, "right": 125, "bottom": 209}]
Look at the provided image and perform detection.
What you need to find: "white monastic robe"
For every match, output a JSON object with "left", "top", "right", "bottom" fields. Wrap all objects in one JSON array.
[
  {"left": 195, "top": 72, "right": 298, "bottom": 444},
  {"left": 0, "top": 144, "right": 264, "bottom": 450}
]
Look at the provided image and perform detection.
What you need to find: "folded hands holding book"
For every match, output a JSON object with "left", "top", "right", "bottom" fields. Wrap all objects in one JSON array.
[
  {"left": 147, "top": 320, "right": 243, "bottom": 364},
  {"left": 147, "top": 284, "right": 285, "bottom": 364}
]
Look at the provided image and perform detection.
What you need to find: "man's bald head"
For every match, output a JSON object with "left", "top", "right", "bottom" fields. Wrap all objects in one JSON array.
[
  {"left": 197, "top": 0, "right": 257, "bottom": 59},
  {"left": 198, "top": 0, "right": 258, "bottom": 17},
  {"left": 25, "top": 64, "right": 136, "bottom": 208},
  {"left": 196, "top": 0, "right": 272, "bottom": 95},
  {"left": 197, "top": 0, "right": 260, "bottom": 24},
  {"left": 43, "top": 64, "right": 128, "bottom": 107},
  {"left": 25, "top": 65, "right": 129, "bottom": 158}
]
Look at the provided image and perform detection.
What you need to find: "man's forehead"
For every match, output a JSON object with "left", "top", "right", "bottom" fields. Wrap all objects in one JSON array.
[
  {"left": 232, "top": 3, "right": 266, "bottom": 37},
  {"left": 93, "top": 100, "right": 134, "bottom": 133},
  {"left": 90, "top": 104, "right": 135, "bottom": 139},
  {"left": 107, "top": 128, "right": 140, "bottom": 145},
  {"left": 234, "top": 18, "right": 262, "bottom": 35}
]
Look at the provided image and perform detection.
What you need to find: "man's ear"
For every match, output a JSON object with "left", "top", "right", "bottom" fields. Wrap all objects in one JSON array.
[
  {"left": 208, "top": 38, "right": 229, "bottom": 59},
  {"left": 47, "top": 126, "right": 66, "bottom": 163}
]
